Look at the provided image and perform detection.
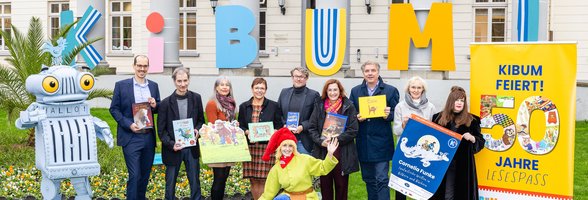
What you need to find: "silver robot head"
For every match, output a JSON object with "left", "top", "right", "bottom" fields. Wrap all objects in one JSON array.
[{"left": 26, "top": 65, "right": 95, "bottom": 105}]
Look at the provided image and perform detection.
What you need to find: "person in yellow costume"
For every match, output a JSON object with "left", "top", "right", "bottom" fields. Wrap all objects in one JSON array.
[{"left": 260, "top": 127, "right": 339, "bottom": 200}]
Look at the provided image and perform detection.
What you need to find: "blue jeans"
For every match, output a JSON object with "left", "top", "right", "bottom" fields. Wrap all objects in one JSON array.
[
  {"left": 360, "top": 161, "right": 390, "bottom": 200},
  {"left": 297, "top": 140, "right": 310, "bottom": 155}
]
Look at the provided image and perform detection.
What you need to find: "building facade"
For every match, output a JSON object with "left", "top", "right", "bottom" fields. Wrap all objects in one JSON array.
[{"left": 0, "top": 0, "right": 586, "bottom": 81}]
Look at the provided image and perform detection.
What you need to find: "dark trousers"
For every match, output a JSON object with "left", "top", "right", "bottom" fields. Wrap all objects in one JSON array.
[
  {"left": 395, "top": 191, "right": 407, "bottom": 200},
  {"left": 360, "top": 161, "right": 390, "bottom": 200},
  {"left": 319, "top": 157, "right": 349, "bottom": 200},
  {"left": 211, "top": 166, "right": 231, "bottom": 200},
  {"left": 164, "top": 148, "right": 202, "bottom": 200},
  {"left": 122, "top": 133, "right": 155, "bottom": 200}
]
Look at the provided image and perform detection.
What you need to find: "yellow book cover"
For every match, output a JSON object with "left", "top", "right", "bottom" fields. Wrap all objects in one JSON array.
[{"left": 358, "top": 95, "right": 387, "bottom": 118}]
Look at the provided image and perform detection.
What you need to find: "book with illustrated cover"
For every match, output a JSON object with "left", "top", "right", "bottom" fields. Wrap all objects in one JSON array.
[
  {"left": 248, "top": 122, "right": 274, "bottom": 142},
  {"left": 286, "top": 112, "right": 300, "bottom": 131},
  {"left": 132, "top": 102, "right": 153, "bottom": 129},
  {"left": 322, "top": 113, "right": 348, "bottom": 138},
  {"left": 198, "top": 120, "right": 251, "bottom": 164},
  {"left": 358, "top": 95, "right": 387, "bottom": 118},
  {"left": 173, "top": 118, "right": 197, "bottom": 148}
]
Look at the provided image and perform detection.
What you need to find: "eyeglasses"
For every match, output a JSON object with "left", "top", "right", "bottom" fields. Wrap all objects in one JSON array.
[
  {"left": 135, "top": 64, "right": 149, "bottom": 69},
  {"left": 292, "top": 75, "right": 306, "bottom": 80}
]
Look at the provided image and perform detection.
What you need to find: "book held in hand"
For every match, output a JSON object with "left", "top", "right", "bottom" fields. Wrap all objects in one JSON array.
[
  {"left": 358, "top": 95, "right": 387, "bottom": 118},
  {"left": 322, "top": 113, "right": 348, "bottom": 138},
  {"left": 248, "top": 122, "right": 274, "bottom": 142},
  {"left": 173, "top": 118, "right": 197, "bottom": 148},
  {"left": 132, "top": 102, "right": 153, "bottom": 129},
  {"left": 286, "top": 112, "right": 300, "bottom": 131}
]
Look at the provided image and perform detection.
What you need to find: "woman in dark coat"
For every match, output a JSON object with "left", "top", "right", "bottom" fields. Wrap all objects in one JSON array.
[
  {"left": 431, "top": 86, "right": 485, "bottom": 200},
  {"left": 237, "top": 78, "right": 283, "bottom": 200},
  {"left": 308, "top": 79, "right": 359, "bottom": 200}
]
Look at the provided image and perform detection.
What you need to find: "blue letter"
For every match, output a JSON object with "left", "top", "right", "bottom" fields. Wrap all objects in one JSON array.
[{"left": 215, "top": 6, "right": 257, "bottom": 68}]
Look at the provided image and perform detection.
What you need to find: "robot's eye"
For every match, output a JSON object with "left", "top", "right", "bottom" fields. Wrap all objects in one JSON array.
[
  {"left": 42, "top": 76, "right": 59, "bottom": 94},
  {"left": 80, "top": 74, "right": 94, "bottom": 91}
]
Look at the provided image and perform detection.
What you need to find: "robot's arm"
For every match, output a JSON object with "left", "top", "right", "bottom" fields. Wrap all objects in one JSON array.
[
  {"left": 93, "top": 117, "right": 114, "bottom": 148},
  {"left": 15, "top": 103, "right": 45, "bottom": 129}
]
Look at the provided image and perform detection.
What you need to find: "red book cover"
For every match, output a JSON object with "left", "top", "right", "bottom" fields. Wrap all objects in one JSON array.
[{"left": 132, "top": 102, "right": 153, "bottom": 129}]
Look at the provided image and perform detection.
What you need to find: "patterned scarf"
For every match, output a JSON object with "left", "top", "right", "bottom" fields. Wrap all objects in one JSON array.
[
  {"left": 324, "top": 97, "right": 343, "bottom": 114},
  {"left": 216, "top": 93, "right": 236, "bottom": 120},
  {"left": 280, "top": 154, "right": 294, "bottom": 168}
]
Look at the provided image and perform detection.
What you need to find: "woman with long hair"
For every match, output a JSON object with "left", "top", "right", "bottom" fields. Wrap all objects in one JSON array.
[
  {"left": 431, "top": 86, "right": 485, "bottom": 200},
  {"left": 237, "top": 78, "right": 283, "bottom": 199},
  {"left": 308, "top": 79, "right": 359, "bottom": 200},
  {"left": 205, "top": 77, "right": 237, "bottom": 200}
]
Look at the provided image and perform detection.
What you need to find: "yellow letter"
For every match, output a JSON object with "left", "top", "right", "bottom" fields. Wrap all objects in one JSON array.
[{"left": 388, "top": 3, "right": 454, "bottom": 71}]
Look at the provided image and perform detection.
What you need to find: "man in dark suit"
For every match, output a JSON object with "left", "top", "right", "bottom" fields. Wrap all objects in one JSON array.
[
  {"left": 278, "top": 67, "right": 320, "bottom": 155},
  {"left": 157, "top": 67, "right": 205, "bottom": 200},
  {"left": 109, "top": 55, "right": 160, "bottom": 200}
]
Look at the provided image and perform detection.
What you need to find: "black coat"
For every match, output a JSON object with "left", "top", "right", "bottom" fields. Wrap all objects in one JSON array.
[
  {"left": 431, "top": 112, "right": 485, "bottom": 200},
  {"left": 238, "top": 97, "right": 284, "bottom": 144},
  {"left": 278, "top": 86, "right": 321, "bottom": 152},
  {"left": 308, "top": 97, "right": 359, "bottom": 175},
  {"left": 157, "top": 91, "right": 205, "bottom": 166}
]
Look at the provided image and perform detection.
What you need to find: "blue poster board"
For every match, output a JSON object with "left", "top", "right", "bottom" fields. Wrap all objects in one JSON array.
[{"left": 389, "top": 114, "right": 462, "bottom": 199}]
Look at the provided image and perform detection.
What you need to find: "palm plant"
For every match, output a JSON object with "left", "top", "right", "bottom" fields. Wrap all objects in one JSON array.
[{"left": 0, "top": 17, "right": 112, "bottom": 146}]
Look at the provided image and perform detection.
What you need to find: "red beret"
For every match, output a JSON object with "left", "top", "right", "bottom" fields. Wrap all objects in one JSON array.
[{"left": 262, "top": 127, "right": 297, "bottom": 161}]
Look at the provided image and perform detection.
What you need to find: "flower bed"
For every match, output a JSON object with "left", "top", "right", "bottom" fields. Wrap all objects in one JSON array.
[{"left": 0, "top": 164, "right": 250, "bottom": 199}]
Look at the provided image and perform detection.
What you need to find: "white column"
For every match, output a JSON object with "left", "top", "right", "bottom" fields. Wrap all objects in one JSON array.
[
  {"left": 77, "top": 0, "right": 108, "bottom": 67},
  {"left": 316, "top": 0, "right": 350, "bottom": 70},
  {"left": 232, "top": 0, "right": 263, "bottom": 68},
  {"left": 151, "top": 0, "right": 182, "bottom": 68}
]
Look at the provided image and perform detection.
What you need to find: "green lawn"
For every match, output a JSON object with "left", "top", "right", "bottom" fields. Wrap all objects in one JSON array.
[{"left": 1, "top": 108, "right": 587, "bottom": 199}]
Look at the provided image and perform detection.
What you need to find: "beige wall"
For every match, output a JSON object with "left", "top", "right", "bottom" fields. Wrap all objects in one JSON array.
[{"left": 0, "top": 0, "right": 587, "bottom": 81}]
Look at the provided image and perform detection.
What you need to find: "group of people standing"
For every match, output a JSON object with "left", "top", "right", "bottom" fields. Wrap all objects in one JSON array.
[{"left": 109, "top": 55, "right": 484, "bottom": 200}]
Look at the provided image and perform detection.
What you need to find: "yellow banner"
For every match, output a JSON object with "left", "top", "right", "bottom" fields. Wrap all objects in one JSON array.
[{"left": 471, "top": 43, "right": 576, "bottom": 199}]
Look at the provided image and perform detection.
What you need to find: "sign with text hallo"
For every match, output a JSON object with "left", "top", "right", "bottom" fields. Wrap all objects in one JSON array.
[{"left": 470, "top": 43, "right": 576, "bottom": 199}]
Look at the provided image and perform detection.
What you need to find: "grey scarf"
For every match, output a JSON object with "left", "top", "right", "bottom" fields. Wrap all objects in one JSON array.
[{"left": 404, "top": 91, "right": 429, "bottom": 110}]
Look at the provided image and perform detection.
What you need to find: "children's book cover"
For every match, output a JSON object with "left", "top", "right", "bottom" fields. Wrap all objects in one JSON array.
[
  {"left": 322, "top": 113, "right": 348, "bottom": 138},
  {"left": 248, "top": 122, "right": 274, "bottom": 142},
  {"left": 132, "top": 102, "right": 153, "bottom": 129},
  {"left": 286, "top": 112, "right": 300, "bottom": 131},
  {"left": 358, "top": 95, "right": 387, "bottom": 118},
  {"left": 173, "top": 118, "right": 197, "bottom": 148},
  {"left": 199, "top": 120, "right": 251, "bottom": 164}
]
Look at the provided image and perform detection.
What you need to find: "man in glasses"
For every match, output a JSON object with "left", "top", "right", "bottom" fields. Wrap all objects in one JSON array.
[
  {"left": 277, "top": 67, "right": 320, "bottom": 155},
  {"left": 110, "top": 55, "right": 161, "bottom": 200}
]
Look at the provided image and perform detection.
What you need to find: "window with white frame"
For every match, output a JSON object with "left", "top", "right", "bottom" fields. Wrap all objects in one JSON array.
[
  {"left": 111, "top": 0, "right": 132, "bottom": 51},
  {"left": 259, "top": 0, "right": 267, "bottom": 51},
  {"left": 179, "top": 0, "right": 197, "bottom": 51},
  {"left": 0, "top": 3, "right": 10, "bottom": 51},
  {"left": 474, "top": 0, "right": 507, "bottom": 42},
  {"left": 48, "top": 1, "right": 69, "bottom": 38}
]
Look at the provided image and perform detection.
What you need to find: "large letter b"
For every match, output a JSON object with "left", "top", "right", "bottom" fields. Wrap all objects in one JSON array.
[{"left": 216, "top": 6, "right": 258, "bottom": 68}]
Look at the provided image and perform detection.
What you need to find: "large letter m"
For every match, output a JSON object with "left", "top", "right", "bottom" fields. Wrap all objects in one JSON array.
[{"left": 388, "top": 3, "right": 454, "bottom": 71}]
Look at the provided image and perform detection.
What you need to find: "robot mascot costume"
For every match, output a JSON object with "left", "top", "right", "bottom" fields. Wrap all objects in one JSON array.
[{"left": 15, "top": 39, "right": 114, "bottom": 200}]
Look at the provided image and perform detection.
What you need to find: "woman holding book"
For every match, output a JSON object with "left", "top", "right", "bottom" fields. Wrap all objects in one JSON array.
[
  {"left": 308, "top": 79, "right": 359, "bottom": 200},
  {"left": 205, "top": 77, "right": 237, "bottom": 200},
  {"left": 237, "top": 78, "right": 283, "bottom": 200},
  {"left": 430, "top": 86, "right": 485, "bottom": 200}
]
